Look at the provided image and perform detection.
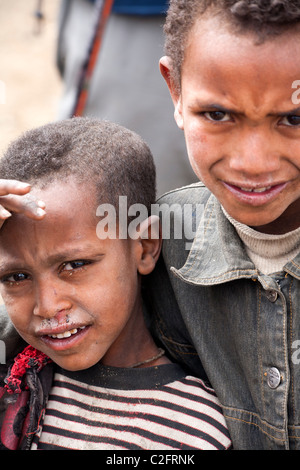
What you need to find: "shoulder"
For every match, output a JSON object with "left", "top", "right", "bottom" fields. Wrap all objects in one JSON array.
[
  {"left": 164, "top": 374, "right": 232, "bottom": 449},
  {"left": 155, "top": 182, "right": 213, "bottom": 246},
  {"left": 157, "top": 181, "right": 211, "bottom": 206},
  {"left": 176, "top": 374, "right": 220, "bottom": 401}
]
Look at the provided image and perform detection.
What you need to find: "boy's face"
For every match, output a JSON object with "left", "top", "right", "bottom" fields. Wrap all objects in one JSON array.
[
  {"left": 161, "top": 16, "right": 300, "bottom": 234},
  {"left": 0, "top": 180, "right": 157, "bottom": 371}
]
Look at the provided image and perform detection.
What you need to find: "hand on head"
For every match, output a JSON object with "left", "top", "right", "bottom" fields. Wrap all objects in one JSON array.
[{"left": 0, "top": 179, "right": 46, "bottom": 229}]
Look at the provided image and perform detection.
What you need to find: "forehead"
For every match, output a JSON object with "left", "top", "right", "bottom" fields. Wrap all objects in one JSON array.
[
  {"left": 0, "top": 180, "right": 99, "bottom": 251},
  {"left": 182, "top": 16, "right": 300, "bottom": 110},
  {"left": 0, "top": 179, "right": 132, "bottom": 270},
  {"left": 189, "top": 15, "right": 300, "bottom": 63},
  {"left": 32, "top": 178, "right": 97, "bottom": 212}
]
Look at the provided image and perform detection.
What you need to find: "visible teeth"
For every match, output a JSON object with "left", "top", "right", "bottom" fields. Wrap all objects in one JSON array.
[
  {"left": 252, "top": 186, "right": 271, "bottom": 193},
  {"left": 69, "top": 328, "right": 78, "bottom": 334},
  {"left": 240, "top": 186, "right": 271, "bottom": 193},
  {"left": 48, "top": 327, "right": 86, "bottom": 339},
  {"left": 57, "top": 331, "right": 71, "bottom": 338}
]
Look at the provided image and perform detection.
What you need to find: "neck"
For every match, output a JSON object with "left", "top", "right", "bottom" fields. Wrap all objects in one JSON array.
[
  {"left": 223, "top": 207, "right": 300, "bottom": 274},
  {"left": 101, "top": 311, "right": 170, "bottom": 368},
  {"left": 252, "top": 199, "right": 300, "bottom": 235}
]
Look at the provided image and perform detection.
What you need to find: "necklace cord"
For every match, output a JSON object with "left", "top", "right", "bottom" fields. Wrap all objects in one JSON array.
[{"left": 129, "top": 348, "right": 165, "bottom": 368}]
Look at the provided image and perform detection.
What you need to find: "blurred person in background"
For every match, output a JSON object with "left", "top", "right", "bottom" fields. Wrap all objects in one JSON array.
[{"left": 56, "top": 0, "right": 197, "bottom": 196}]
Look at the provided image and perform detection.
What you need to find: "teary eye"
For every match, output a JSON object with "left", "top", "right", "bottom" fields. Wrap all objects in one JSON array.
[
  {"left": 61, "top": 260, "right": 91, "bottom": 272},
  {"left": 1, "top": 272, "right": 30, "bottom": 285}
]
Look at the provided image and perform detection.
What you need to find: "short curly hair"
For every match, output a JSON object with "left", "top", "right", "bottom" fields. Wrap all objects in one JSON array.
[
  {"left": 0, "top": 118, "right": 156, "bottom": 217},
  {"left": 164, "top": 0, "right": 300, "bottom": 92}
]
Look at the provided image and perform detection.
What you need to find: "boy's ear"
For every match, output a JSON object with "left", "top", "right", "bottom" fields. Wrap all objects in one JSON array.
[
  {"left": 159, "top": 56, "right": 184, "bottom": 130},
  {"left": 135, "top": 216, "right": 162, "bottom": 275}
]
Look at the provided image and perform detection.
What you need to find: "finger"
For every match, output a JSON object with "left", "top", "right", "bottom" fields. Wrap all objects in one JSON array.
[
  {"left": 0, "top": 205, "right": 12, "bottom": 230},
  {"left": 0, "top": 206, "right": 11, "bottom": 219},
  {"left": 0, "top": 194, "right": 46, "bottom": 219},
  {"left": 0, "top": 179, "right": 31, "bottom": 197}
]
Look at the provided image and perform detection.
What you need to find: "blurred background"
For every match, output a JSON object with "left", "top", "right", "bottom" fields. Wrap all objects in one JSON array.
[
  {"left": 0, "top": 0, "right": 62, "bottom": 155},
  {"left": 0, "top": 0, "right": 198, "bottom": 308},
  {"left": 0, "top": 0, "right": 197, "bottom": 194},
  {"left": 0, "top": 0, "right": 61, "bottom": 305}
]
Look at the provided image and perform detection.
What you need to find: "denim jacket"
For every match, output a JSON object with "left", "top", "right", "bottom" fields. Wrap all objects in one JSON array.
[{"left": 145, "top": 182, "right": 300, "bottom": 450}]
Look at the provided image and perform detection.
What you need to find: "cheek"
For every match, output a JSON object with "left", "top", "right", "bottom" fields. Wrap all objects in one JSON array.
[
  {"left": 185, "top": 129, "right": 213, "bottom": 179},
  {"left": 91, "top": 270, "right": 139, "bottom": 320},
  {"left": 4, "top": 304, "right": 37, "bottom": 350},
  {"left": 1, "top": 290, "right": 34, "bottom": 332}
]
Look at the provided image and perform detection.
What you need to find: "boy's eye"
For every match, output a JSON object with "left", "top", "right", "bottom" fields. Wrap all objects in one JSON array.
[
  {"left": 61, "top": 260, "right": 91, "bottom": 272},
  {"left": 203, "top": 111, "right": 231, "bottom": 122},
  {"left": 280, "top": 115, "right": 300, "bottom": 126},
  {"left": 2, "top": 272, "right": 29, "bottom": 284}
]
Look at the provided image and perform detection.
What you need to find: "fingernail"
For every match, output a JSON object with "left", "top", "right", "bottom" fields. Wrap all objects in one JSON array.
[
  {"left": 16, "top": 182, "right": 30, "bottom": 189},
  {"left": 36, "top": 208, "right": 46, "bottom": 217},
  {"left": 1, "top": 209, "right": 11, "bottom": 218},
  {"left": 37, "top": 200, "right": 46, "bottom": 209}
]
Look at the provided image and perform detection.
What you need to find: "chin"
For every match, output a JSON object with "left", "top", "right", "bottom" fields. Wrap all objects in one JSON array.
[
  {"left": 224, "top": 206, "right": 278, "bottom": 228},
  {"left": 55, "top": 361, "right": 85, "bottom": 371}
]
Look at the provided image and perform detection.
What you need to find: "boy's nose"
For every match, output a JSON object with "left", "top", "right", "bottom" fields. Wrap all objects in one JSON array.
[
  {"left": 33, "top": 279, "right": 72, "bottom": 320},
  {"left": 229, "top": 128, "right": 281, "bottom": 177}
]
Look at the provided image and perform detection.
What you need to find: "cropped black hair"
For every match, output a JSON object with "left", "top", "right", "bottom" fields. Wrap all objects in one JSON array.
[
  {"left": 0, "top": 118, "right": 156, "bottom": 215},
  {"left": 164, "top": 0, "right": 300, "bottom": 92}
]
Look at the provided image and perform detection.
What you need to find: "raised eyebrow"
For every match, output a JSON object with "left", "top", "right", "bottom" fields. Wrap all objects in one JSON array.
[
  {"left": 46, "top": 249, "right": 103, "bottom": 266},
  {"left": 194, "top": 102, "right": 238, "bottom": 114},
  {"left": 273, "top": 107, "right": 300, "bottom": 117},
  {"left": 0, "top": 251, "right": 87, "bottom": 273},
  {"left": 46, "top": 250, "right": 86, "bottom": 266},
  {"left": 0, "top": 248, "right": 104, "bottom": 274},
  {"left": 0, "top": 261, "right": 29, "bottom": 276},
  {"left": 194, "top": 102, "right": 300, "bottom": 118}
]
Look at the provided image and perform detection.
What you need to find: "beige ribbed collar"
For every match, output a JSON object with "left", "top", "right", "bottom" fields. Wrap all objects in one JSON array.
[{"left": 222, "top": 207, "right": 300, "bottom": 275}]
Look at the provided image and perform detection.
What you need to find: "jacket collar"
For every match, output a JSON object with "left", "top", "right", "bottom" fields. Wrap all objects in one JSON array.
[{"left": 172, "top": 193, "right": 300, "bottom": 285}]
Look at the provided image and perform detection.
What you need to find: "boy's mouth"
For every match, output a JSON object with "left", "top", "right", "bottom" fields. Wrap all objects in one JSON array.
[
  {"left": 237, "top": 186, "right": 272, "bottom": 193},
  {"left": 46, "top": 326, "right": 86, "bottom": 339},
  {"left": 38, "top": 324, "right": 91, "bottom": 351},
  {"left": 222, "top": 182, "right": 287, "bottom": 206}
]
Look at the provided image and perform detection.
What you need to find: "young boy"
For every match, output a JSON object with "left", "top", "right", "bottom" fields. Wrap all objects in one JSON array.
[
  {"left": 0, "top": 118, "right": 231, "bottom": 450},
  {"left": 145, "top": 0, "right": 300, "bottom": 450}
]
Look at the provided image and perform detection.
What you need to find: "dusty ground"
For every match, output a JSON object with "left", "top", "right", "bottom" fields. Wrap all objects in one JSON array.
[{"left": 0, "top": 0, "right": 62, "bottom": 154}]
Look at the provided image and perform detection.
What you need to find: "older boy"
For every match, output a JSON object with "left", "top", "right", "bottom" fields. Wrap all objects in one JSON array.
[
  {"left": 0, "top": 118, "right": 230, "bottom": 450},
  {"left": 145, "top": 0, "right": 300, "bottom": 450}
]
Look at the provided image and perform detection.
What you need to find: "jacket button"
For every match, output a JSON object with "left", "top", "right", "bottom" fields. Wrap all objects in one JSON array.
[
  {"left": 266, "top": 367, "right": 281, "bottom": 389},
  {"left": 266, "top": 290, "right": 278, "bottom": 302}
]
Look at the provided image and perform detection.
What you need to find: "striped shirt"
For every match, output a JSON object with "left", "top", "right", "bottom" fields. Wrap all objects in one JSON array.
[{"left": 31, "top": 363, "right": 231, "bottom": 450}]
